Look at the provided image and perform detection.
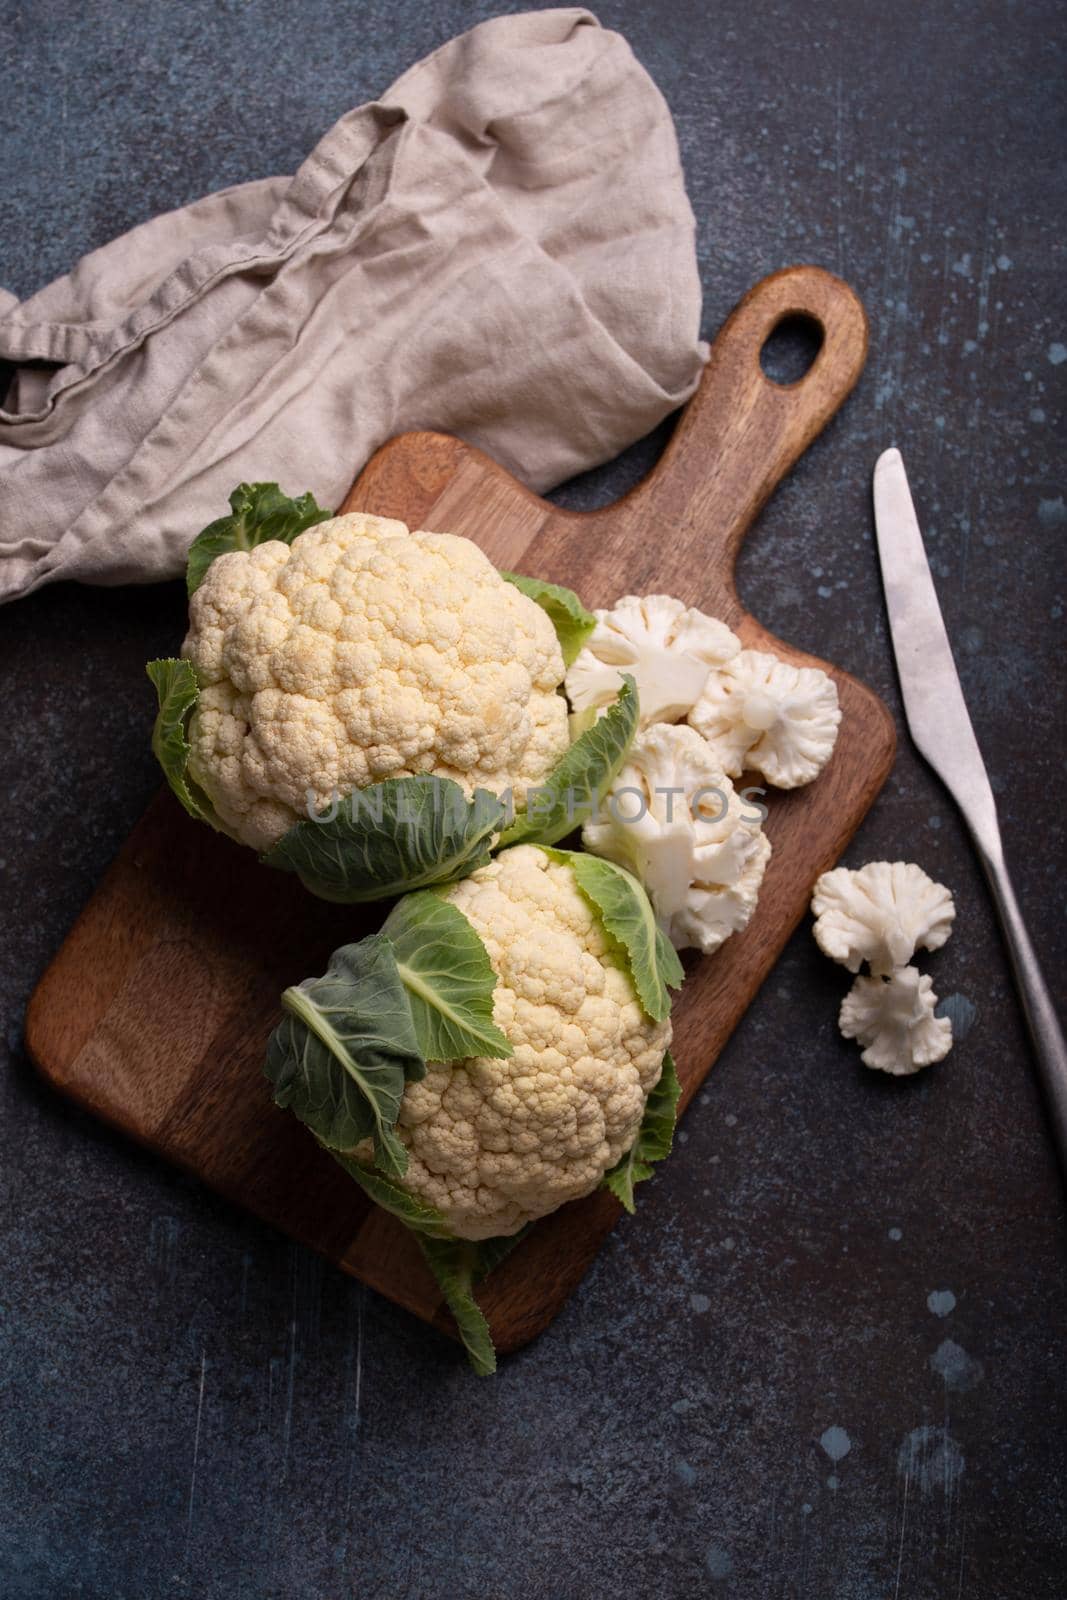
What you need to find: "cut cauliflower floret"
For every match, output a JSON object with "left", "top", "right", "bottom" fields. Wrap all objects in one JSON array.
[
  {"left": 180, "top": 514, "right": 570, "bottom": 850},
  {"left": 365, "top": 845, "right": 672, "bottom": 1240},
  {"left": 688, "top": 648, "right": 841, "bottom": 787},
  {"left": 670, "top": 835, "right": 772, "bottom": 957},
  {"left": 839, "top": 967, "right": 953, "bottom": 1075},
  {"left": 812, "top": 861, "right": 956, "bottom": 976},
  {"left": 582, "top": 723, "right": 770, "bottom": 954},
  {"left": 565, "top": 594, "right": 739, "bottom": 726}
]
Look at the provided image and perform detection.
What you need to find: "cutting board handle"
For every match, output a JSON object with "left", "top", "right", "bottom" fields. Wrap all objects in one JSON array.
[{"left": 631, "top": 264, "right": 868, "bottom": 568}]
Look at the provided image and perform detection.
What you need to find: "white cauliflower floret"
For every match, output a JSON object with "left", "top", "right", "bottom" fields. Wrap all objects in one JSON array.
[
  {"left": 688, "top": 649, "right": 841, "bottom": 787},
  {"left": 376, "top": 845, "right": 671, "bottom": 1240},
  {"left": 181, "top": 513, "right": 570, "bottom": 850},
  {"left": 812, "top": 861, "right": 956, "bottom": 976},
  {"left": 839, "top": 967, "right": 953, "bottom": 1075},
  {"left": 582, "top": 723, "right": 770, "bottom": 954},
  {"left": 671, "top": 835, "right": 772, "bottom": 957},
  {"left": 565, "top": 594, "right": 739, "bottom": 726}
]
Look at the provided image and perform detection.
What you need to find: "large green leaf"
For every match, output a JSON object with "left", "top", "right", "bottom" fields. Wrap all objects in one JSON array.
[
  {"left": 185, "top": 482, "right": 332, "bottom": 595},
  {"left": 550, "top": 848, "right": 683, "bottom": 1023},
  {"left": 498, "top": 676, "right": 638, "bottom": 849},
  {"left": 146, "top": 657, "right": 230, "bottom": 830},
  {"left": 601, "top": 1051, "right": 681, "bottom": 1212},
  {"left": 263, "top": 777, "right": 506, "bottom": 903},
  {"left": 382, "top": 894, "right": 512, "bottom": 1062},
  {"left": 417, "top": 1237, "right": 498, "bottom": 1376},
  {"left": 265, "top": 935, "right": 425, "bottom": 1174},
  {"left": 501, "top": 572, "right": 596, "bottom": 667}
]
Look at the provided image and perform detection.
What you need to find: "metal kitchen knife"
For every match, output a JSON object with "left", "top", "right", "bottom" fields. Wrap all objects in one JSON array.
[{"left": 873, "top": 447, "right": 1067, "bottom": 1166}]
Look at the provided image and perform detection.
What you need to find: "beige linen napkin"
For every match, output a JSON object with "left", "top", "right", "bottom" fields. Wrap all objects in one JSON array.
[{"left": 0, "top": 8, "right": 705, "bottom": 602}]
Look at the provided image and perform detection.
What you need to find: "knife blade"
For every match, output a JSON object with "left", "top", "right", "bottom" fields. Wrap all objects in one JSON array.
[
  {"left": 873, "top": 448, "right": 999, "bottom": 852},
  {"left": 873, "top": 447, "right": 1067, "bottom": 1170}
]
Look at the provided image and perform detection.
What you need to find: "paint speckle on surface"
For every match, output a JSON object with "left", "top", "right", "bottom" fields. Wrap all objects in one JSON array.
[
  {"left": 826, "top": 1473, "right": 841, "bottom": 1490},
  {"left": 936, "top": 993, "right": 978, "bottom": 1041},
  {"left": 1030, "top": 406, "right": 1046, "bottom": 422},
  {"left": 820, "top": 1426, "right": 852, "bottom": 1462},
  {"left": 706, "top": 1545, "right": 734, "bottom": 1580},
  {"left": 889, "top": 1227, "right": 903, "bottom": 1241},
  {"left": 927, "top": 1289, "right": 957, "bottom": 1317},
  {"left": 1038, "top": 495, "right": 1066, "bottom": 526},
  {"left": 674, "top": 1458, "right": 697, "bottom": 1486},
  {"left": 1048, "top": 342, "right": 1067, "bottom": 365},
  {"left": 898, "top": 1426, "right": 965, "bottom": 1494},
  {"left": 801, "top": 1503, "right": 813, "bottom": 1516},
  {"left": 690, "top": 1293, "right": 711, "bottom": 1314},
  {"left": 931, "top": 1338, "right": 984, "bottom": 1391},
  {"left": 672, "top": 1398, "right": 694, "bottom": 1415},
  {"left": 724, "top": 1113, "right": 737, "bottom": 1127},
  {"left": 722, "top": 1236, "right": 736, "bottom": 1252},
  {"left": 997, "top": 253, "right": 1013, "bottom": 270}
]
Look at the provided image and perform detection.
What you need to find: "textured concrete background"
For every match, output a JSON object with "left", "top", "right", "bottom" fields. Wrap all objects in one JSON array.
[{"left": 1, "top": 2, "right": 1064, "bottom": 1596}]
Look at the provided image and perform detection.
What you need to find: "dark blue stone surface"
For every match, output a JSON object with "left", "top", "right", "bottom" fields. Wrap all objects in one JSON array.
[{"left": 1, "top": 2, "right": 1064, "bottom": 1595}]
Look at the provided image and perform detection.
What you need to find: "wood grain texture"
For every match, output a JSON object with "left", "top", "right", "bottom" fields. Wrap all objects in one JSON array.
[{"left": 25, "top": 266, "right": 895, "bottom": 1354}]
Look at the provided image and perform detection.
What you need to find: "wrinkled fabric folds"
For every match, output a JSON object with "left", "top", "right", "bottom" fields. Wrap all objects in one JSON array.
[{"left": 0, "top": 8, "right": 706, "bottom": 602}]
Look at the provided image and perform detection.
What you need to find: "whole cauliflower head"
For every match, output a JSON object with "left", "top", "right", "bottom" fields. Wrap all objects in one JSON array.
[
  {"left": 812, "top": 861, "right": 956, "bottom": 976},
  {"left": 181, "top": 513, "right": 570, "bottom": 850},
  {"left": 384, "top": 845, "right": 672, "bottom": 1240},
  {"left": 839, "top": 967, "right": 953, "bottom": 1075},
  {"left": 582, "top": 723, "right": 771, "bottom": 954},
  {"left": 688, "top": 649, "right": 841, "bottom": 787},
  {"left": 566, "top": 594, "right": 740, "bottom": 727}
]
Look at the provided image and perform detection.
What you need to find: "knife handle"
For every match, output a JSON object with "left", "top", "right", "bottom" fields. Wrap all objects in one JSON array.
[
  {"left": 633, "top": 264, "right": 869, "bottom": 571},
  {"left": 978, "top": 842, "right": 1067, "bottom": 1167}
]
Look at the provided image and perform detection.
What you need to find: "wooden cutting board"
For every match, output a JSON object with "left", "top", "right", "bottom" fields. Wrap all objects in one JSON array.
[{"left": 26, "top": 266, "right": 895, "bottom": 1356}]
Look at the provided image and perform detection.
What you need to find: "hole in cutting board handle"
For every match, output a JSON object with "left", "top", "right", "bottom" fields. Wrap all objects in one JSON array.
[{"left": 759, "top": 313, "right": 825, "bottom": 387}]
